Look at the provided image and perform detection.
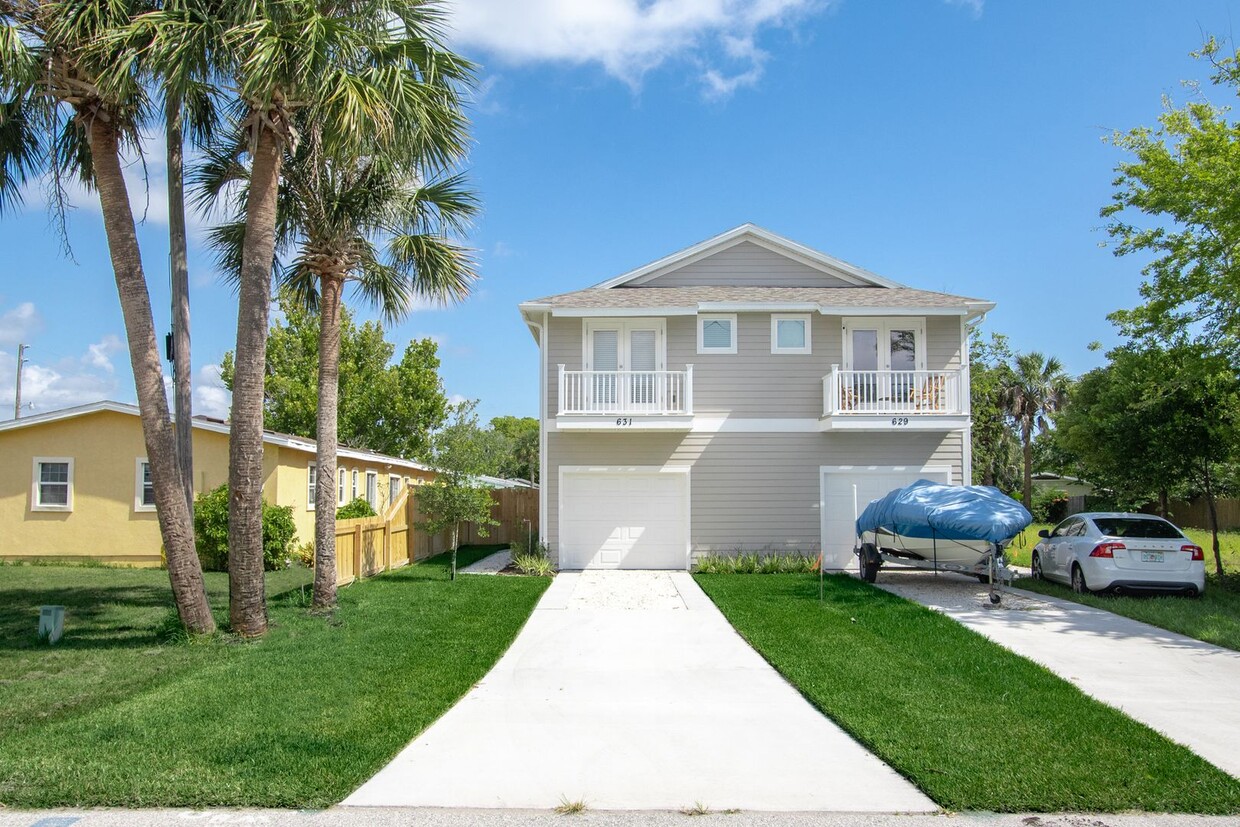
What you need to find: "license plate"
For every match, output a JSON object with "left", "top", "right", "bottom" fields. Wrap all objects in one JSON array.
[{"left": 1141, "top": 552, "right": 1164, "bottom": 563}]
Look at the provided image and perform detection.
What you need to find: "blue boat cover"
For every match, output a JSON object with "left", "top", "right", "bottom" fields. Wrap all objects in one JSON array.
[{"left": 855, "top": 479, "right": 1032, "bottom": 543}]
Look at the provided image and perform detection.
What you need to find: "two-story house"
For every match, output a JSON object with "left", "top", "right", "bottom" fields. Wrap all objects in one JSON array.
[{"left": 519, "top": 224, "right": 994, "bottom": 571}]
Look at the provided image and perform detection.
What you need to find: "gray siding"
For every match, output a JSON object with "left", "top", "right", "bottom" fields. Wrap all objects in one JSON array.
[
  {"left": 546, "top": 429, "right": 964, "bottom": 563},
  {"left": 547, "top": 312, "right": 963, "bottom": 418},
  {"left": 638, "top": 241, "right": 855, "bottom": 288}
]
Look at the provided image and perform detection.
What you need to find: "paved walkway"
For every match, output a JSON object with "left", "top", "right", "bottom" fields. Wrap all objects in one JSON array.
[
  {"left": 877, "top": 571, "right": 1240, "bottom": 778},
  {"left": 344, "top": 571, "right": 935, "bottom": 812}
]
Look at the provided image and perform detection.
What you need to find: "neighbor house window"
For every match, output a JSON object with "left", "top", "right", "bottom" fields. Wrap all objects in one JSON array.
[
  {"left": 351, "top": 470, "right": 359, "bottom": 501},
  {"left": 366, "top": 471, "right": 378, "bottom": 509},
  {"left": 771, "top": 314, "right": 811, "bottom": 355},
  {"left": 134, "top": 458, "right": 156, "bottom": 512},
  {"left": 389, "top": 474, "right": 402, "bottom": 506},
  {"left": 337, "top": 468, "right": 347, "bottom": 506},
  {"left": 307, "top": 462, "right": 316, "bottom": 511},
  {"left": 32, "top": 457, "right": 73, "bottom": 512},
  {"left": 697, "top": 314, "right": 737, "bottom": 354}
]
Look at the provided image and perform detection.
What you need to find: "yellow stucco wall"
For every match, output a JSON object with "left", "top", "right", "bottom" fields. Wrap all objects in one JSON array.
[{"left": 0, "top": 409, "right": 435, "bottom": 566}]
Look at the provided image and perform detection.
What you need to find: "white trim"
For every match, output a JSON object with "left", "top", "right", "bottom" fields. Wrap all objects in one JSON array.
[
  {"left": 771, "top": 313, "right": 812, "bottom": 355},
  {"left": 548, "top": 415, "right": 968, "bottom": 433},
  {"left": 697, "top": 313, "right": 737, "bottom": 355},
  {"left": 351, "top": 469, "right": 359, "bottom": 501},
  {"left": 337, "top": 467, "right": 347, "bottom": 507},
  {"left": 692, "top": 417, "right": 821, "bottom": 433},
  {"left": 538, "top": 303, "right": 976, "bottom": 319},
  {"left": 134, "top": 457, "right": 156, "bottom": 513},
  {"left": 557, "top": 465, "right": 692, "bottom": 571},
  {"left": 591, "top": 224, "right": 906, "bottom": 290},
  {"left": 819, "top": 464, "right": 954, "bottom": 571},
  {"left": 307, "top": 461, "right": 316, "bottom": 511},
  {"left": 555, "top": 415, "right": 694, "bottom": 432},
  {"left": 32, "top": 456, "right": 74, "bottom": 512},
  {"left": 582, "top": 317, "right": 667, "bottom": 371},
  {"left": 553, "top": 307, "right": 698, "bottom": 318}
]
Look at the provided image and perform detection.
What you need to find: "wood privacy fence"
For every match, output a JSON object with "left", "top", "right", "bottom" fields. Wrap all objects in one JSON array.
[
  {"left": 1141, "top": 498, "right": 1240, "bottom": 532},
  {"left": 334, "top": 484, "right": 539, "bottom": 586}
]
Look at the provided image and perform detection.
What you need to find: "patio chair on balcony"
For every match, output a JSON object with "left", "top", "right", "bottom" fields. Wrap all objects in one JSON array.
[{"left": 912, "top": 374, "right": 946, "bottom": 411}]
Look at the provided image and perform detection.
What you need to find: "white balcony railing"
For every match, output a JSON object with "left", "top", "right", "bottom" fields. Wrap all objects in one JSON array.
[
  {"left": 824, "top": 366, "right": 964, "bottom": 416},
  {"left": 559, "top": 365, "right": 693, "bottom": 416}
]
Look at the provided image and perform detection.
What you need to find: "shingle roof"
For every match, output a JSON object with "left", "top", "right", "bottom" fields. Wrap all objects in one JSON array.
[{"left": 526, "top": 286, "right": 989, "bottom": 309}]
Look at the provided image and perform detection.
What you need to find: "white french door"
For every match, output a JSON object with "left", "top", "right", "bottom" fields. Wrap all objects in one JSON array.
[
  {"left": 584, "top": 320, "right": 666, "bottom": 411},
  {"left": 842, "top": 318, "right": 926, "bottom": 408}
]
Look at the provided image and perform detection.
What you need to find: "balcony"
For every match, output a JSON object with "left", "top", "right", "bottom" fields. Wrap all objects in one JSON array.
[
  {"left": 556, "top": 365, "right": 693, "bottom": 431},
  {"left": 821, "top": 366, "right": 969, "bottom": 432}
]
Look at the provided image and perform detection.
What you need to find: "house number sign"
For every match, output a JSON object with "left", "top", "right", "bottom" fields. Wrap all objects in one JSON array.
[
  {"left": 891, "top": 417, "right": 910, "bottom": 427},
  {"left": 615, "top": 417, "right": 634, "bottom": 426}
]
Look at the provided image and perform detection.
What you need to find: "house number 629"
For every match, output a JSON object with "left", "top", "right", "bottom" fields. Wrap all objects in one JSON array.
[
  {"left": 615, "top": 417, "right": 633, "bottom": 426},
  {"left": 891, "top": 417, "right": 910, "bottom": 426}
]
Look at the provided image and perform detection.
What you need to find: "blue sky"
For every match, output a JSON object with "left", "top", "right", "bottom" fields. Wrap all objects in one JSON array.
[{"left": 1, "top": 0, "right": 1237, "bottom": 424}]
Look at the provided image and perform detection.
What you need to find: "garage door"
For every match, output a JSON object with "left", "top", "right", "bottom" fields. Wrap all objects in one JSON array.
[
  {"left": 560, "top": 469, "right": 689, "bottom": 570},
  {"left": 820, "top": 467, "right": 951, "bottom": 571}
]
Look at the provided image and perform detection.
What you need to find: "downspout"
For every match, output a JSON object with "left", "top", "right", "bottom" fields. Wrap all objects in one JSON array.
[{"left": 527, "top": 311, "right": 549, "bottom": 549}]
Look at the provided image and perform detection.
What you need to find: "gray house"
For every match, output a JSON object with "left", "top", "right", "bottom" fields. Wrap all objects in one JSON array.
[{"left": 519, "top": 224, "right": 994, "bottom": 571}]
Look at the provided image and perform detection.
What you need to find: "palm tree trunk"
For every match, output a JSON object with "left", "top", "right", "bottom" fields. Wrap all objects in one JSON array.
[
  {"left": 228, "top": 124, "right": 283, "bottom": 637},
  {"left": 1022, "top": 428, "right": 1033, "bottom": 511},
  {"left": 167, "top": 100, "right": 195, "bottom": 517},
  {"left": 88, "top": 116, "right": 214, "bottom": 634},
  {"left": 312, "top": 274, "right": 344, "bottom": 609}
]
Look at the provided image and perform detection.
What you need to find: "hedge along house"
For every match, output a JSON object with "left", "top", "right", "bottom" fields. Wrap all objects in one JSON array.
[{"left": 0, "top": 401, "right": 436, "bottom": 566}]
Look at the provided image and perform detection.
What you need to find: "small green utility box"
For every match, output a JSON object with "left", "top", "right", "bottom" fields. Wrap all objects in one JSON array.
[{"left": 39, "top": 605, "right": 65, "bottom": 644}]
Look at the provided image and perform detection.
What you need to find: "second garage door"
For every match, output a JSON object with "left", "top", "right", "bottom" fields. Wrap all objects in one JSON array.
[
  {"left": 559, "top": 469, "right": 689, "bottom": 570},
  {"left": 820, "top": 466, "right": 952, "bottom": 571}
]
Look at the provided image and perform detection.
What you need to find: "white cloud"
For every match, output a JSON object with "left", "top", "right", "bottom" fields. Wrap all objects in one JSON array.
[
  {"left": 945, "top": 0, "right": 983, "bottom": 18},
  {"left": 0, "top": 301, "right": 43, "bottom": 347},
  {"left": 449, "top": 0, "right": 824, "bottom": 98},
  {"left": 193, "top": 363, "right": 231, "bottom": 420},
  {"left": 84, "top": 334, "right": 123, "bottom": 373},
  {"left": 0, "top": 345, "right": 121, "bottom": 419}
]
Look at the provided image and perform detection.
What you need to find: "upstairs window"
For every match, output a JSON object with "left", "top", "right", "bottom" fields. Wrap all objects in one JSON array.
[
  {"left": 33, "top": 457, "right": 73, "bottom": 512},
  {"left": 697, "top": 314, "right": 737, "bottom": 354},
  {"left": 771, "top": 314, "right": 811, "bottom": 355}
]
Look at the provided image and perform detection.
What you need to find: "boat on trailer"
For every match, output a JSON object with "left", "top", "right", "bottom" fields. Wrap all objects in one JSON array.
[{"left": 853, "top": 479, "right": 1033, "bottom": 604}]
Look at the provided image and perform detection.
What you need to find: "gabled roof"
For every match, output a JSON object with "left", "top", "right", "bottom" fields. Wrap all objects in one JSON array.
[
  {"left": 0, "top": 401, "right": 431, "bottom": 472},
  {"left": 592, "top": 223, "right": 907, "bottom": 290}
]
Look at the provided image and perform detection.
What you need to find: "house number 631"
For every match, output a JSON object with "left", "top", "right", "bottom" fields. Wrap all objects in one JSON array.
[
  {"left": 616, "top": 417, "right": 633, "bottom": 426},
  {"left": 891, "top": 417, "right": 910, "bottom": 426}
]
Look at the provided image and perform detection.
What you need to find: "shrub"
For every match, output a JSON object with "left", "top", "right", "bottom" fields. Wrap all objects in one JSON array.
[
  {"left": 1031, "top": 487, "right": 1070, "bottom": 523},
  {"left": 193, "top": 484, "right": 298, "bottom": 572},
  {"left": 693, "top": 551, "right": 819, "bottom": 574},
  {"left": 290, "top": 540, "right": 315, "bottom": 568},
  {"left": 512, "top": 552, "right": 555, "bottom": 576},
  {"left": 336, "top": 497, "right": 377, "bottom": 519}
]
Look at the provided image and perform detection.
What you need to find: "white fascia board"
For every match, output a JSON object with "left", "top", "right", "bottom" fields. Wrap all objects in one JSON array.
[
  {"left": 0, "top": 400, "right": 137, "bottom": 432},
  {"left": 697, "top": 302, "right": 822, "bottom": 313},
  {"left": 817, "top": 305, "right": 968, "bottom": 316},
  {"left": 550, "top": 306, "right": 698, "bottom": 318}
]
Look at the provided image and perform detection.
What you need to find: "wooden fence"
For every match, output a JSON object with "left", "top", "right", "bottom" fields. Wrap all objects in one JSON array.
[
  {"left": 1141, "top": 497, "right": 1240, "bottom": 532},
  {"left": 334, "top": 484, "right": 538, "bottom": 586}
]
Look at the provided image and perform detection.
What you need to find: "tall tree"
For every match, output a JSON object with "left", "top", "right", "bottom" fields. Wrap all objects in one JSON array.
[
  {"left": 208, "top": 126, "right": 477, "bottom": 610},
  {"left": 1000, "top": 352, "right": 1069, "bottom": 510},
  {"left": 0, "top": 0, "right": 214, "bottom": 632},
  {"left": 489, "top": 415, "right": 539, "bottom": 484},
  {"left": 142, "top": 0, "right": 474, "bottom": 634},
  {"left": 220, "top": 294, "right": 453, "bottom": 460},
  {"left": 968, "top": 331, "right": 1020, "bottom": 490},
  {"left": 1103, "top": 38, "right": 1240, "bottom": 363}
]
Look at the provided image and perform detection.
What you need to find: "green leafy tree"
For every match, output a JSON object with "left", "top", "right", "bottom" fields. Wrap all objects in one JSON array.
[
  {"left": 0, "top": 1, "right": 215, "bottom": 633},
  {"left": 1001, "top": 352, "right": 1070, "bottom": 511},
  {"left": 969, "top": 332, "right": 1020, "bottom": 490},
  {"left": 1102, "top": 38, "right": 1240, "bottom": 362},
  {"left": 416, "top": 402, "right": 499, "bottom": 580},
  {"left": 221, "top": 294, "right": 451, "bottom": 460},
  {"left": 489, "top": 415, "right": 539, "bottom": 483}
]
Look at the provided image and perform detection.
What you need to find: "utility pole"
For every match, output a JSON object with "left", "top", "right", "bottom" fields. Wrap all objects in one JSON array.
[
  {"left": 168, "top": 101, "right": 195, "bottom": 516},
  {"left": 13, "top": 343, "right": 27, "bottom": 419}
]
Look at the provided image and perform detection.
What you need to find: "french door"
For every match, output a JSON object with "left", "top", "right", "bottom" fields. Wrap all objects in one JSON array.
[
  {"left": 584, "top": 320, "right": 666, "bottom": 411},
  {"left": 842, "top": 318, "right": 926, "bottom": 407}
]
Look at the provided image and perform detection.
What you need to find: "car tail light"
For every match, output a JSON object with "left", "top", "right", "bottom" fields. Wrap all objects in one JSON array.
[
  {"left": 1090, "top": 542, "right": 1125, "bottom": 558},
  {"left": 1182, "top": 544, "right": 1204, "bottom": 561}
]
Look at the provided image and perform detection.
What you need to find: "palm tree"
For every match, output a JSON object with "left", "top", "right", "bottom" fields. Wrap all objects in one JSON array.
[
  {"left": 200, "top": 124, "right": 477, "bottom": 609},
  {"left": 0, "top": 1, "right": 215, "bottom": 633},
  {"left": 140, "top": 0, "right": 473, "bottom": 635},
  {"left": 1001, "top": 352, "right": 1070, "bottom": 510}
]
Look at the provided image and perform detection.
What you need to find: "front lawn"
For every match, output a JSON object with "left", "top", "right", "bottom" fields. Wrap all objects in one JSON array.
[
  {"left": 696, "top": 573, "right": 1240, "bottom": 813},
  {"left": 0, "top": 551, "right": 548, "bottom": 807}
]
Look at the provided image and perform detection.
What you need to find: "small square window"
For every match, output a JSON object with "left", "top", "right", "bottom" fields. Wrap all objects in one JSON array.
[
  {"left": 697, "top": 314, "right": 737, "bottom": 354},
  {"left": 771, "top": 314, "right": 811, "bottom": 355},
  {"left": 33, "top": 457, "right": 74, "bottom": 512},
  {"left": 134, "top": 459, "right": 156, "bottom": 512}
]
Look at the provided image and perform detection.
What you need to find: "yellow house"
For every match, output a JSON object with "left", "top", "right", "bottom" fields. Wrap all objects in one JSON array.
[{"left": 0, "top": 401, "right": 436, "bottom": 566}]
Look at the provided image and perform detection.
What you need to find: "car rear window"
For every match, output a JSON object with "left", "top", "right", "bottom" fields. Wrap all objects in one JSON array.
[{"left": 1091, "top": 518, "right": 1183, "bottom": 539}]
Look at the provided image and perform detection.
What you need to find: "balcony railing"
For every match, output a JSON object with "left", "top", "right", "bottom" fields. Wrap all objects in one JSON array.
[
  {"left": 558, "top": 365, "right": 693, "bottom": 416},
  {"left": 824, "top": 366, "right": 964, "bottom": 416}
]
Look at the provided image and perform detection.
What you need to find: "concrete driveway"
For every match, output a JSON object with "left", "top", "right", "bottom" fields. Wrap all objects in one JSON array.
[
  {"left": 876, "top": 571, "right": 1240, "bottom": 778},
  {"left": 344, "top": 570, "right": 935, "bottom": 812}
]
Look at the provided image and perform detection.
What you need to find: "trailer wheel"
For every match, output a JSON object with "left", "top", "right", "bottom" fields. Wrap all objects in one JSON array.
[
  {"left": 859, "top": 542, "right": 880, "bottom": 583},
  {"left": 989, "top": 592, "right": 1001, "bottom": 605}
]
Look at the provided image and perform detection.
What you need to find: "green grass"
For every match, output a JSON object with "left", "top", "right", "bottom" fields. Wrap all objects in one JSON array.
[
  {"left": 0, "top": 552, "right": 548, "bottom": 807},
  {"left": 696, "top": 573, "right": 1240, "bottom": 813}
]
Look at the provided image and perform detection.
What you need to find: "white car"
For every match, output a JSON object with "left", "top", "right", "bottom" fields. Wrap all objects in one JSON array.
[{"left": 1032, "top": 512, "right": 1206, "bottom": 596}]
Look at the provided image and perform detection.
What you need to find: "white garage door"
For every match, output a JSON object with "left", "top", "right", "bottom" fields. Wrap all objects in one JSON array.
[
  {"left": 560, "top": 469, "right": 689, "bottom": 570},
  {"left": 820, "top": 467, "right": 952, "bottom": 571}
]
